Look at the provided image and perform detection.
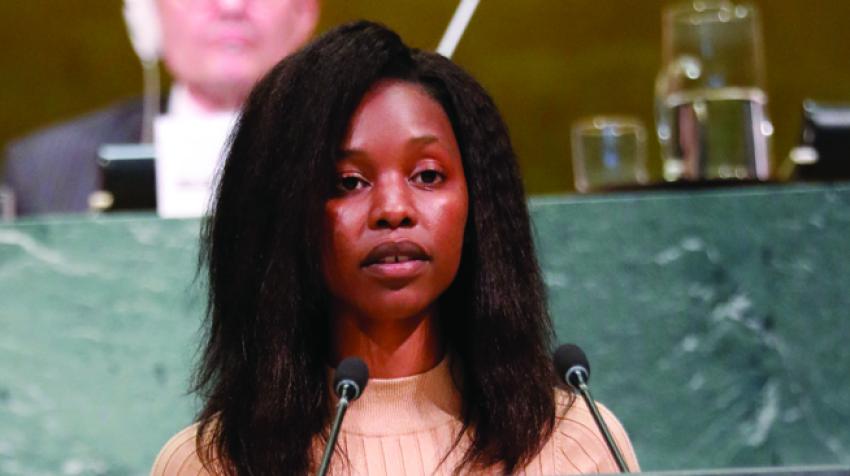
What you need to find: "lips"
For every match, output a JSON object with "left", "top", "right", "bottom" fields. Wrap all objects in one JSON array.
[
  {"left": 210, "top": 26, "right": 255, "bottom": 50},
  {"left": 362, "top": 240, "right": 430, "bottom": 267}
]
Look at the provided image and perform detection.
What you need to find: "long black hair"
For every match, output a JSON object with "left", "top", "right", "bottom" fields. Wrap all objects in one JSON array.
[{"left": 196, "top": 20, "right": 557, "bottom": 475}]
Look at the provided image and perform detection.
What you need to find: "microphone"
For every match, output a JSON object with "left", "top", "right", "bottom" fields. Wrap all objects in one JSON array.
[
  {"left": 333, "top": 356, "right": 369, "bottom": 401},
  {"left": 316, "top": 357, "right": 369, "bottom": 476},
  {"left": 554, "top": 344, "right": 630, "bottom": 473}
]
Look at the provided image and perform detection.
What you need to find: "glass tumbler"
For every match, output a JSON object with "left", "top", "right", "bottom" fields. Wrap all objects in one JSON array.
[{"left": 571, "top": 116, "right": 649, "bottom": 193}]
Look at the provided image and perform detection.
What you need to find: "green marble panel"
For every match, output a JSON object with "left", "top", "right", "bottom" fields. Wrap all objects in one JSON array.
[
  {"left": 533, "top": 184, "right": 850, "bottom": 470},
  {"left": 0, "top": 217, "right": 204, "bottom": 475},
  {"left": 1, "top": 184, "right": 849, "bottom": 474}
]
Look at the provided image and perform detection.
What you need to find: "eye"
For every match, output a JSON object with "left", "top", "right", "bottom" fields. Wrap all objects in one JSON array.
[
  {"left": 412, "top": 169, "right": 444, "bottom": 186},
  {"left": 337, "top": 175, "right": 368, "bottom": 193}
]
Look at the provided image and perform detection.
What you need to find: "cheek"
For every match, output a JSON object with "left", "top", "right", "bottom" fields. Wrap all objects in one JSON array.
[
  {"left": 321, "top": 204, "right": 363, "bottom": 279},
  {"left": 163, "top": 17, "right": 205, "bottom": 62},
  {"left": 452, "top": 207, "right": 469, "bottom": 262},
  {"left": 257, "top": 11, "right": 299, "bottom": 46},
  {"left": 432, "top": 192, "right": 469, "bottom": 274}
]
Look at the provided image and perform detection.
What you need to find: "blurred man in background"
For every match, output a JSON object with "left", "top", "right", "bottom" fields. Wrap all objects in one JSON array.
[{"left": 2, "top": 0, "right": 319, "bottom": 216}]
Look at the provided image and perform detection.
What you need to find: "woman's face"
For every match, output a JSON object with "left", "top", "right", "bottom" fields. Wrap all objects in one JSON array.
[{"left": 321, "top": 79, "right": 469, "bottom": 324}]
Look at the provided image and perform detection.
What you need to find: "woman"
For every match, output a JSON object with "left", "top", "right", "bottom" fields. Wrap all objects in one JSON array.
[{"left": 152, "top": 21, "right": 639, "bottom": 475}]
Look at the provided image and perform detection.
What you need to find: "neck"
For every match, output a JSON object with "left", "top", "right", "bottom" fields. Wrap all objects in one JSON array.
[
  {"left": 182, "top": 82, "right": 248, "bottom": 113},
  {"left": 330, "top": 306, "right": 443, "bottom": 378}
]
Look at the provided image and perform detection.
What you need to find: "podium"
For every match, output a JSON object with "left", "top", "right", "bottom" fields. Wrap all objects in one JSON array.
[{"left": 2, "top": 184, "right": 849, "bottom": 473}]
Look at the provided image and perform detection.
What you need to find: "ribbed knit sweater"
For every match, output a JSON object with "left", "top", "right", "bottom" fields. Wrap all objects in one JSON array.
[{"left": 151, "top": 358, "right": 639, "bottom": 475}]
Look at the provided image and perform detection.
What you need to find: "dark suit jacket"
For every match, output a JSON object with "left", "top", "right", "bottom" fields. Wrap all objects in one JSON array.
[{"left": 2, "top": 99, "right": 144, "bottom": 216}]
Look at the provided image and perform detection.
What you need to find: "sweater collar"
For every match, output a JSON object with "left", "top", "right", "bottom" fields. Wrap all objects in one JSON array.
[{"left": 334, "top": 356, "right": 463, "bottom": 436}]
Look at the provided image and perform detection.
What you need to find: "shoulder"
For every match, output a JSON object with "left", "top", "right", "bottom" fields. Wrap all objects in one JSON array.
[
  {"left": 544, "top": 389, "right": 640, "bottom": 473},
  {"left": 5, "top": 98, "right": 143, "bottom": 165},
  {"left": 150, "top": 423, "right": 216, "bottom": 476},
  {"left": 3, "top": 99, "right": 144, "bottom": 214}
]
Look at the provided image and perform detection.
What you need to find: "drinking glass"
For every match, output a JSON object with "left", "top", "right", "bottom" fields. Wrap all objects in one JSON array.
[
  {"left": 571, "top": 116, "right": 649, "bottom": 193},
  {"left": 655, "top": 1, "right": 773, "bottom": 182}
]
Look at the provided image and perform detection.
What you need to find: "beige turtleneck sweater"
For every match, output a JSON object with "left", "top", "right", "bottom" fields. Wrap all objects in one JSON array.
[{"left": 151, "top": 358, "right": 639, "bottom": 475}]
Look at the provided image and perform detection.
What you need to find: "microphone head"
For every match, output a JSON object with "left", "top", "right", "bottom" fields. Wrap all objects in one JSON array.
[
  {"left": 553, "top": 343, "right": 591, "bottom": 388},
  {"left": 333, "top": 356, "right": 369, "bottom": 401}
]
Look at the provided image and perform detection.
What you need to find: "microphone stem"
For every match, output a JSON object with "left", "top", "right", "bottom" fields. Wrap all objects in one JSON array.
[
  {"left": 576, "top": 376, "right": 629, "bottom": 473},
  {"left": 316, "top": 391, "right": 351, "bottom": 476}
]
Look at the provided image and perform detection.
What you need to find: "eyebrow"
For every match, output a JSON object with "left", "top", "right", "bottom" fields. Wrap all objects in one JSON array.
[
  {"left": 339, "top": 135, "right": 440, "bottom": 159},
  {"left": 407, "top": 135, "right": 439, "bottom": 147}
]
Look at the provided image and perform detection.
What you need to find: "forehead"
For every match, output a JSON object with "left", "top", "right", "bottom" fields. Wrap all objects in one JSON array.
[{"left": 342, "top": 79, "right": 455, "bottom": 150}]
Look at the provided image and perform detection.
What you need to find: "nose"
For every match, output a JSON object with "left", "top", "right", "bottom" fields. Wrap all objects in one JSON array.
[
  {"left": 214, "top": 0, "right": 248, "bottom": 15},
  {"left": 369, "top": 175, "right": 417, "bottom": 230}
]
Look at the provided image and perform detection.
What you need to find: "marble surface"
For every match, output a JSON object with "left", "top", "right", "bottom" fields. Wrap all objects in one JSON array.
[
  {"left": 1, "top": 184, "right": 849, "bottom": 474},
  {"left": 533, "top": 184, "right": 850, "bottom": 470},
  {"left": 0, "top": 216, "right": 203, "bottom": 475}
]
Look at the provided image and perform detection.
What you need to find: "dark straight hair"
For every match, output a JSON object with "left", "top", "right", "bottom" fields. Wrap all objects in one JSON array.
[{"left": 196, "top": 20, "right": 558, "bottom": 475}]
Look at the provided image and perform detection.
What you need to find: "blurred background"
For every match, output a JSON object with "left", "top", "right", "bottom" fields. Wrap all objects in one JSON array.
[{"left": 2, "top": 0, "right": 849, "bottom": 195}]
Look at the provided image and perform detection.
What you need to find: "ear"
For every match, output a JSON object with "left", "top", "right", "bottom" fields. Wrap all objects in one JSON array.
[{"left": 123, "top": 0, "right": 163, "bottom": 62}]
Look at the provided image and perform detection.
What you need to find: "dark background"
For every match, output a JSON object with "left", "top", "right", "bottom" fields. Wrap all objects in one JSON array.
[{"left": 2, "top": 1, "right": 849, "bottom": 193}]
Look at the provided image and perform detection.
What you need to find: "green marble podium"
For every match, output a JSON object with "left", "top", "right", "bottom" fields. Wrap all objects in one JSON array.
[{"left": 1, "top": 184, "right": 849, "bottom": 474}]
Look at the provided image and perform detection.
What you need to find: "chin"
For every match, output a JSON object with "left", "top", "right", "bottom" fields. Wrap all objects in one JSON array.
[
  {"left": 359, "top": 291, "right": 437, "bottom": 323},
  {"left": 206, "top": 60, "right": 263, "bottom": 86}
]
